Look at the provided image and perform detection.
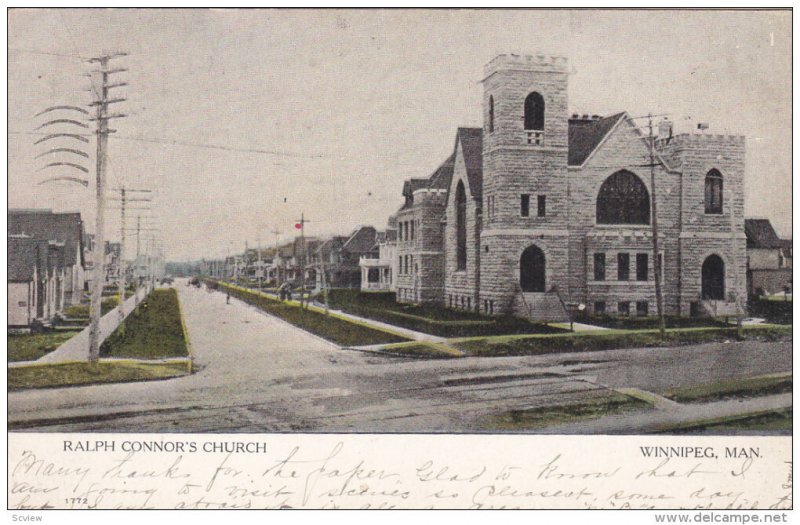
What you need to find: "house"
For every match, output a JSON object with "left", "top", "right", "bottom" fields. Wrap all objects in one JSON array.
[
  {"left": 389, "top": 54, "right": 747, "bottom": 320},
  {"left": 8, "top": 209, "right": 85, "bottom": 306},
  {"left": 8, "top": 236, "right": 65, "bottom": 328},
  {"left": 313, "top": 226, "right": 379, "bottom": 290},
  {"left": 745, "top": 218, "right": 792, "bottom": 296},
  {"left": 359, "top": 227, "right": 398, "bottom": 292}
]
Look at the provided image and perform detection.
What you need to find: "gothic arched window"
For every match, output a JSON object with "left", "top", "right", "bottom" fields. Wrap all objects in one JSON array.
[
  {"left": 524, "top": 92, "right": 545, "bottom": 131},
  {"left": 455, "top": 181, "right": 467, "bottom": 270},
  {"left": 596, "top": 170, "right": 651, "bottom": 225},
  {"left": 705, "top": 169, "right": 723, "bottom": 214}
]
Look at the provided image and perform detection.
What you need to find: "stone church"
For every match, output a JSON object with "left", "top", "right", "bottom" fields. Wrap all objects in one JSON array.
[{"left": 391, "top": 54, "right": 746, "bottom": 320}]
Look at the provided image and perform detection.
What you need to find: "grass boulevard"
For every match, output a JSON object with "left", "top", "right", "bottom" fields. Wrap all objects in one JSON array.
[
  {"left": 8, "top": 288, "right": 192, "bottom": 391},
  {"left": 208, "top": 279, "right": 791, "bottom": 359}
]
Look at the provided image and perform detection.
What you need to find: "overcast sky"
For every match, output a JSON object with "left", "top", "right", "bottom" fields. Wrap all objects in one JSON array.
[{"left": 8, "top": 9, "right": 792, "bottom": 261}]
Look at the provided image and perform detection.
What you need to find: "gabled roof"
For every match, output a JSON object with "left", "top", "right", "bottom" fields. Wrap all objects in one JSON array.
[
  {"left": 316, "top": 236, "right": 347, "bottom": 256},
  {"left": 456, "top": 127, "right": 483, "bottom": 200},
  {"left": 745, "top": 218, "right": 783, "bottom": 249},
  {"left": 8, "top": 237, "right": 48, "bottom": 282},
  {"left": 568, "top": 112, "right": 626, "bottom": 166},
  {"left": 342, "top": 226, "right": 377, "bottom": 255},
  {"left": 428, "top": 153, "right": 456, "bottom": 190},
  {"left": 8, "top": 210, "right": 84, "bottom": 267}
]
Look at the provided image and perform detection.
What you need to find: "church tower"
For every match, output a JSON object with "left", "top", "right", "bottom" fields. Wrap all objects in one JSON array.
[{"left": 479, "top": 54, "right": 572, "bottom": 318}]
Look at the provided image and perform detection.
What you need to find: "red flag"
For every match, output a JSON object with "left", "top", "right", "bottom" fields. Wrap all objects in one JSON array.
[{"left": 295, "top": 223, "right": 302, "bottom": 230}]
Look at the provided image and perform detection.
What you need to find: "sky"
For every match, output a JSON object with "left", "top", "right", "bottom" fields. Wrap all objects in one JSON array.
[{"left": 8, "top": 9, "right": 792, "bottom": 261}]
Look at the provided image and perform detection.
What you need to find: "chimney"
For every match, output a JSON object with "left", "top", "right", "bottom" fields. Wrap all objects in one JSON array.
[{"left": 658, "top": 118, "right": 673, "bottom": 139}]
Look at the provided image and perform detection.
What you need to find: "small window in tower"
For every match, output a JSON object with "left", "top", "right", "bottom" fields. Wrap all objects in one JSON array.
[
  {"left": 618, "top": 253, "right": 630, "bottom": 281},
  {"left": 636, "top": 253, "right": 648, "bottom": 281},
  {"left": 594, "top": 253, "right": 606, "bottom": 281},
  {"left": 488, "top": 95, "right": 494, "bottom": 133},
  {"left": 520, "top": 194, "right": 530, "bottom": 217},
  {"left": 705, "top": 169, "right": 723, "bottom": 214},
  {"left": 537, "top": 195, "right": 546, "bottom": 217},
  {"left": 524, "top": 92, "right": 545, "bottom": 131}
]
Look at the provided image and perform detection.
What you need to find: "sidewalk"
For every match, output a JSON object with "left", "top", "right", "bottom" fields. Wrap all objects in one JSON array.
[
  {"left": 538, "top": 392, "right": 792, "bottom": 434},
  {"left": 32, "top": 287, "right": 150, "bottom": 365},
  {"left": 236, "top": 286, "right": 445, "bottom": 343}
]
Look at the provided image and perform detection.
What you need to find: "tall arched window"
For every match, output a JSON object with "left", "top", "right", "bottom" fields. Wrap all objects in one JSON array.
[
  {"left": 455, "top": 181, "right": 467, "bottom": 270},
  {"left": 596, "top": 170, "right": 651, "bottom": 225},
  {"left": 705, "top": 169, "right": 723, "bottom": 214},
  {"left": 488, "top": 95, "right": 494, "bottom": 133},
  {"left": 524, "top": 92, "right": 545, "bottom": 131}
]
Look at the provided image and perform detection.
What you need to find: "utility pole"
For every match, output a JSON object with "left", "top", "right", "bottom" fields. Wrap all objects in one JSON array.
[
  {"left": 271, "top": 227, "right": 281, "bottom": 287},
  {"left": 648, "top": 114, "right": 667, "bottom": 338},
  {"left": 296, "top": 214, "right": 310, "bottom": 308},
  {"left": 108, "top": 187, "right": 151, "bottom": 302},
  {"left": 87, "top": 52, "right": 127, "bottom": 363}
]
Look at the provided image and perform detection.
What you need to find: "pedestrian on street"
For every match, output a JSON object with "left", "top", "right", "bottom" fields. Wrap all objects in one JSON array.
[{"left": 226, "top": 291, "right": 230, "bottom": 304}]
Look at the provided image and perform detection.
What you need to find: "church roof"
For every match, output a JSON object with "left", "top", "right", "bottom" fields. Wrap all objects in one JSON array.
[
  {"left": 456, "top": 127, "right": 483, "bottom": 199},
  {"left": 568, "top": 112, "right": 627, "bottom": 166},
  {"left": 745, "top": 218, "right": 783, "bottom": 249}
]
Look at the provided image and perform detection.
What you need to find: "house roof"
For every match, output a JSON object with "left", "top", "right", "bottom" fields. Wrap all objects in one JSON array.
[
  {"left": 8, "top": 210, "right": 84, "bottom": 267},
  {"left": 316, "top": 236, "right": 347, "bottom": 256},
  {"left": 745, "top": 218, "right": 783, "bottom": 249},
  {"left": 456, "top": 127, "right": 483, "bottom": 199},
  {"left": 567, "top": 112, "right": 627, "bottom": 166},
  {"left": 428, "top": 153, "right": 456, "bottom": 190},
  {"left": 8, "top": 237, "right": 48, "bottom": 281},
  {"left": 342, "top": 226, "right": 377, "bottom": 255}
]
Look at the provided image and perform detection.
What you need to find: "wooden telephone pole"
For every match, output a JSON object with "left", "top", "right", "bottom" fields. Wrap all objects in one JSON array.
[
  {"left": 296, "top": 214, "right": 310, "bottom": 308},
  {"left": 87, "top": 52, "right": 127, "bottom": 362},
  {"left": 647, "top": 114, "right": 667, "bottom": 338}
]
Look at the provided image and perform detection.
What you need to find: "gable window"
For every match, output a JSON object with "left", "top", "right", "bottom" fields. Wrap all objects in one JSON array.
[
  {"left": 488, "top": 95, "right": 494, "bottom": 133},
  {"left": 705, "top": 169, "right": 723, "bottom": 214},
  {"left": 596, "top": 170, "right": 650, "bottom": 225},
  {"left": 456, "top": 181, "right": 467, "bottom": 270},
  {"left": 520, "top": 194, "right": 530, "bottom": 217},
  {"left": 618, "top": 253, "right": 630, "bottom": 281},
  {"left": 537, "top": 195, "right": 546, "bottom": 217},
  {"left": 636, "top": 253, "right": 648, "bottom": 281}
]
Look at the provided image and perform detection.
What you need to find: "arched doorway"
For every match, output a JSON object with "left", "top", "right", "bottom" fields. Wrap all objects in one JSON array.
[
  {"left": 520, "top": 245, "right": 546, "bottom": 292},
  {"left": 701, "top": 255, "right": 725, "bottom": 300}
]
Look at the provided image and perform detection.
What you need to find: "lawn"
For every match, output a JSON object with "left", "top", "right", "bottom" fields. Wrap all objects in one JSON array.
[
  {"left": 451, "top": 325, "right": 792, "bottom": 358},
  {"left": 748, "top": 298, "right": 792, "bottom": 324},
  {"left": 7, "top": 331, "right": 81, "bottom": 362},
  {"left": 325, "top": 289, "right": 565, "bottom": 337},
  {"left": 210, "top": 281, "right": 409, "bottom": 346},
  {"left": 100, "top": 288, "right": 190, "bottom": 359},
  {"left": 484, "top": 393, "right": 652, "bottom": 431},
  {"left": 662, "top": 374, "right": 792, "bottom": 404},
  {"left": 63, "top": 296, "right": 120, "bottom": 319},
  {"left": 8, "top": 360, "right": 191, "bottom": 391},
  {"left": 578, "top": 314, "right": 728, "bottom": 330}
]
